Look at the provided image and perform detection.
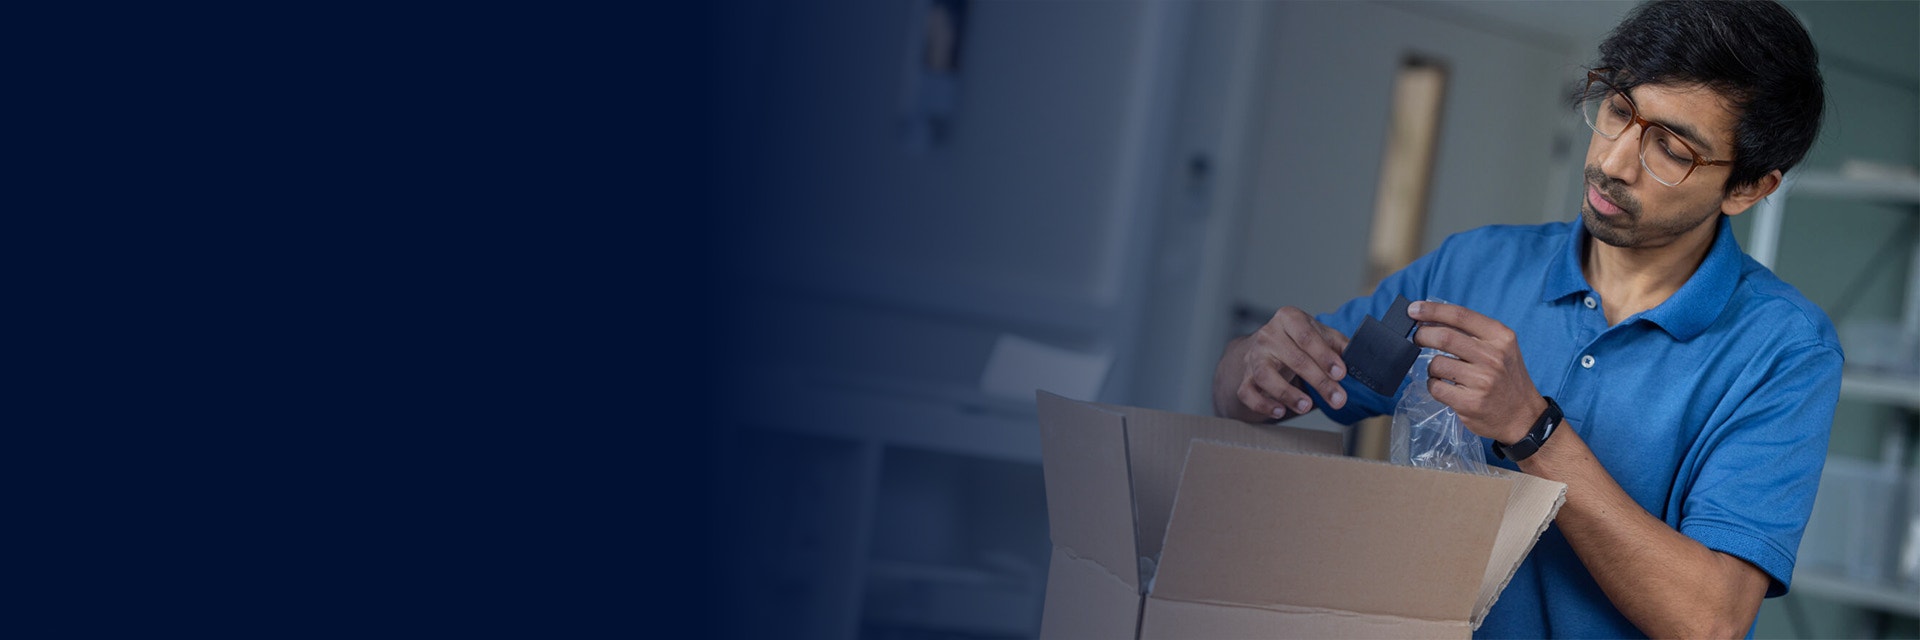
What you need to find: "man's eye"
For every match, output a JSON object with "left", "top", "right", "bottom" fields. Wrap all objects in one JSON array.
[{"left": 1660, "top": 139, "right": 1691, "bottom": 163}]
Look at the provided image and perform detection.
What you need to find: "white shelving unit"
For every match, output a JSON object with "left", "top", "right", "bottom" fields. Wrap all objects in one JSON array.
[
  {"left": 1751, "top": 169, "right": 1920, "bottom": 347},
  {"left": 731, "top": 364, "right": 1043, "bottom": 464},
  {"left": 719, "top": 377, "right": 1051, "bottom": 640},
  {"left": 1750, "top": 168, "right": 1920, "bottom": 409},
  {"left": 1841, "top": 369, "right": 1920, "bottom": 410},
  {"left": 1751, "top": 168, "right": 1920, "bottom": 616},
  {"left": 1792, "top": 568, "right": 1920, "bottom": 619}
]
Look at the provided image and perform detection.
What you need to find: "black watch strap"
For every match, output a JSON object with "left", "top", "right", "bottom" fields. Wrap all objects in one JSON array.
[{"left": 1494, "top": 396, "right": 1562, "bottom": 462}]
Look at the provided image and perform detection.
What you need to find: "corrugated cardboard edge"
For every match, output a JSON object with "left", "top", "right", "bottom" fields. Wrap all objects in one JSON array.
[
  {"left": 1141, "top": 598, "right": 1471, "bottom": 639},
  {"left": 1468, "top": 467, "right": 1569, "bottom": 629}
]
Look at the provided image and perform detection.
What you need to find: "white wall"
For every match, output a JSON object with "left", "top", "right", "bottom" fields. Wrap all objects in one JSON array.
[{"left": 715, "top": 0, "right": 1175, "bottom": 393}]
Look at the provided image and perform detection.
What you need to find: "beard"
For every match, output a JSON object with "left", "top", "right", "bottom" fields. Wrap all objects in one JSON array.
[{"left": 1581, "top": 166, "right": 1720, "bottom": 249}]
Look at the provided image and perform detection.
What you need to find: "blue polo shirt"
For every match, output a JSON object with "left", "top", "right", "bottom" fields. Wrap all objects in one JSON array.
[{"left": 1309, "top": 215, "right": 1842, "bottom": 639}]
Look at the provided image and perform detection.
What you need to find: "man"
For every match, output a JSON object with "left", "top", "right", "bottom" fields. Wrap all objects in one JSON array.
[{"left": 1211, "top": 1, "right": 1837, "bottom": 637}]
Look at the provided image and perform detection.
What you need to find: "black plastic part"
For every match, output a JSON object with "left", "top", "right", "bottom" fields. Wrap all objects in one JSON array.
[{"left": 1342, "top": 295, "right": 1421, "bottom": 397}]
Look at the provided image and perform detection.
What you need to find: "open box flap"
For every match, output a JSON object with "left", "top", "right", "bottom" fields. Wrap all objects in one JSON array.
[
  {"left": 1470, "top": 467, "right": 1568, "bottom": 627},
  {"left": 1035, "top": 391, "right": 1141, "bottom": 591},
  {"left": 1040, "top": 545, "right": 1144, "bottom": 640},
  {"left": 1150, "top": 440, "right": 1510, "bottom": 624},
  {"left": 1036, "top": 391, "right": 1150, "bottom": 639},
  {"left": 1087, "top": 398, "right": 1344, "bottom": 564}
]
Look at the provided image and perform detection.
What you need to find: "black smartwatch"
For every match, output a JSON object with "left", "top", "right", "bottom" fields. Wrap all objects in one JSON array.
[{"left": 1494, "top": 396, "right": 1562, "bottom": 462}]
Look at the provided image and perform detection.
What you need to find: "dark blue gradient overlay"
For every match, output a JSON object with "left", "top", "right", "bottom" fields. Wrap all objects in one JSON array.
[
  {"left": 704, "top": 1, "right": 1181, "bottom": 639},
  {"left": 16, "top": 0, "right": 1238, "bottom": 637}
]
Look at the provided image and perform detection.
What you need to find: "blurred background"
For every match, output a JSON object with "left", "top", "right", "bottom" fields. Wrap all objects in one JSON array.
[{"left": 705, "top": 1, "right": 1920, "bottom": 638}]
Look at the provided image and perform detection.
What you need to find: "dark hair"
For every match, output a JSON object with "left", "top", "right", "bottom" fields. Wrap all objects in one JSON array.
[{"left": 1593, "top": 0, "right": 1824, "bottom": 194}]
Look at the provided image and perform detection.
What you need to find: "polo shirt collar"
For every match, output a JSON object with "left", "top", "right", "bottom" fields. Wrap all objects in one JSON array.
[
  {"left": 1643, "top": 215, "right": 1740, "bottom": 341},
  {"left": 1539, "top": 219, "right": 1593, "bottom": 304},
  {"left": 1538, "top": 215, "right": 1741, "bottom": 342}
]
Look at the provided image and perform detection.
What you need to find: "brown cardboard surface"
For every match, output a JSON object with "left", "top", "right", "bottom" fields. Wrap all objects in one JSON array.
[
  {"left": 1039, "top": 546, "right": 1142, "bottom": 640},
  {"left": 1472, "top": 467, "right": 1569, "bottom": 625},
  {"left": 1091, "top": 399, "right": 1343, "bottom": 564},
  {"left": 1150, "top": 440, "right": 1508, "bottom": 622},
  {"left": 1140, "top": 597, "right": 1469, "bottom": 639},
  {"left": 1033, "top": 393, "right": 1567, "bottom": 638},
  {"left": 1034, "top": 393, "right": 1140, "bottom": 591}
]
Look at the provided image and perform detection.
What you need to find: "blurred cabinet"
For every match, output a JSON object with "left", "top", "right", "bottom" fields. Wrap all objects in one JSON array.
[{"left": 718, "top": 377, "right": 1050, "bottom": 640}]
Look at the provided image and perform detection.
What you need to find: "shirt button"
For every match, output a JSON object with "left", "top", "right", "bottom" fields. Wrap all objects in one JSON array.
[
  {"left": 1581, "top": 354, "right": 1595, "bottom": 369},
  {"left": 1584, "top": 296, "right": 1597, "bottom": 309}
]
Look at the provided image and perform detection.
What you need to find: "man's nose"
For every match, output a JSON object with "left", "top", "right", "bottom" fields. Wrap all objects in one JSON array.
[{"left": 1597, "top": 123, "right": 1643, "bottom": 184}]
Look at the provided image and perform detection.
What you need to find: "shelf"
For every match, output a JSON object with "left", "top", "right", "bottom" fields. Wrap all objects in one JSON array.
[
  {"left": 862, "top": 562, "right": 1041, "bottom": 637},
  {"left": 735, "top": 260, "right": 1120, "bottom": 339},
  {"left": 1748, "top": 168, "right": 1920, "bottom": 269},
  {"left": 1788, "top": 170, "right": 1920, "bottom": 205},
  {"left": 1791, "top": 568, "right": 1920, "bottom": 618},
  {"left": 1781, "top": 169, "right": 1920, "bottom": 201},
  {"left": 724, "top": 365, "right": 1044, "bottom": 463},
  {"left": 1840, "top": 369, "right": 1920, "bottom": 410}
]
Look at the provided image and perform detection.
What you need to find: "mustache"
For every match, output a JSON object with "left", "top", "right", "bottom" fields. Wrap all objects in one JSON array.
[{"left": 1583, "top": 166, "right": 1638, "bottom": 215}]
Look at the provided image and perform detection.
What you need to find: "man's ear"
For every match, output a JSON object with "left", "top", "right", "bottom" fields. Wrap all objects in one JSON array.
[{"left": 1722, "top": 170, "right": 1782, "bottom": 216}]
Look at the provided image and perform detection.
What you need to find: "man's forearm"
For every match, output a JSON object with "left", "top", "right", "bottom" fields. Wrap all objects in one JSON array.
[{"left": 1517, "top": 426, "right": 1768, "bottom": 638}]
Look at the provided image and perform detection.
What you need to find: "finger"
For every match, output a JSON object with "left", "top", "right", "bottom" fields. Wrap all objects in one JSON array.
[
  {"left": 1251, "top": 364, "right": 1315, "bottom": 416},
  {"left": 1425, "top": 354, "right": 1488, "bottom": 390},
  {"left": 1236, "top": 356, "right": 1285, "bottom": 418},
  {"left": 1316, "top": 321, "right": 1352, "bottom": 357},
  {"left": 1425, "top": 353, "right": 1460, "bottom": 386},
  {"left": 1406, "top": 300, "right": 1498, "bottom": 340},
  {"left": 1274, "top": 310, "right": 1348, "bottom": 402},
  {"left": 1411, "top": 323, "right": 1486, "bottom": 363},
  {"left": 1294, "top": 324, "right": 1349, "bottom": 384},
  {"left": 1258, "top": 312, "right": 1332, "bottom": 391},
  {"left": 1269, "top": 308, "right": 1344, "bottom": 379},
  {"left": 1268, "top": 343, "right": 1345, "bottom": 411},
  {"left": 1238, "top": 380, "right": 1286, "bottom": 419},
  {"left": 1427, "top": 375, "right": 1467, "bottom": 411}
]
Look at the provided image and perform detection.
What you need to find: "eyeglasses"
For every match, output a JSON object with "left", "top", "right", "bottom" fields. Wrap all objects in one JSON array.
[{"left": 1578, "top": 69, "right": 1731, "bottom": 187}]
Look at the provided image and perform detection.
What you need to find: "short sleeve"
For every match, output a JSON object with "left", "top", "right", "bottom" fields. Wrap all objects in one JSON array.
[
  {"left": 1677, "top": 342, "right": 1842, "bottom": 597},
  {"left": 1310, "top": 236, "right": 1455, "bottom": 425}
]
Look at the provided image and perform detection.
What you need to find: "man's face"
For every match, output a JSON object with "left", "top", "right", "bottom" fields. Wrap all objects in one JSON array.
[{"left": 1581, "top": 82, "right": 1740, "bottom": 249}]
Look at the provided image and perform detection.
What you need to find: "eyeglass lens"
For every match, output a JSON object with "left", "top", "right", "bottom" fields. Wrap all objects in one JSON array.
[{"left": 1579, "top": 80, "right": 1698, "bottom": 186}]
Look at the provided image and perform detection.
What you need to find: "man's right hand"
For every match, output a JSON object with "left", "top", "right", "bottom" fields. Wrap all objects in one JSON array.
[{"left": 1212, "top": 307, "right": 1352, "bottom": 422}]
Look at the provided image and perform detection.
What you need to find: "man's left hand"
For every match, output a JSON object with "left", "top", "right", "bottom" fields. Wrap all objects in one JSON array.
[{"left": 1406, "top": 300, "right": 1547, "bottom": 445}]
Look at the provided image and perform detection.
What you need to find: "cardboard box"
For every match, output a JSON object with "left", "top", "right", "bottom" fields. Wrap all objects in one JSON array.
[{"left": 1035, "top": 391, "right": 1566, "bottom": 639}]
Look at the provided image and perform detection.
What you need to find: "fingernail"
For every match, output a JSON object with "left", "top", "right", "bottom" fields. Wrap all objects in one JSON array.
[
  {"left": 1272, "top": 407, "right": 1288, "bottom": 418},
  {"left": 1330, "top": 364, "right": 1344, "bottom": 379},
  {"left": 1408, "top": 301, "right": 1424, "bottom": 315},
  {"left": 1295, "top": 399, "right": 1312, "bottom": 413},
  {"left": 1332, "top": 390, "right": 1346, "bottom": 406}
]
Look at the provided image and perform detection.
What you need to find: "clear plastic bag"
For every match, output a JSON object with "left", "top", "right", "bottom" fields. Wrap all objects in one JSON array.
[{"left": 1389, "top": 347, "right": 1495, "bottom": 476}]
